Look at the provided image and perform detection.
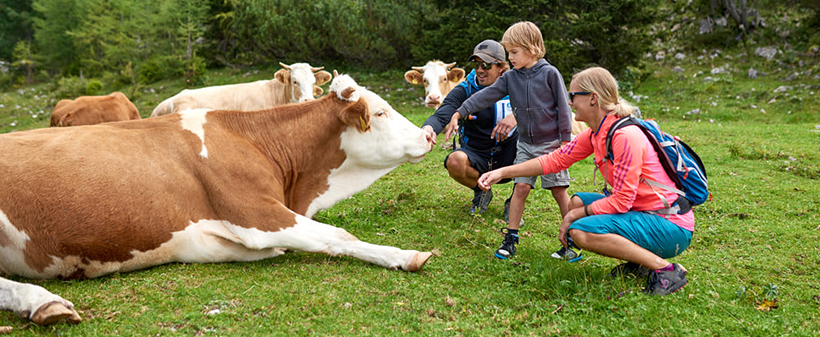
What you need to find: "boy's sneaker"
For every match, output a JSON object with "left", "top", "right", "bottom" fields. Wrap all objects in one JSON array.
[
  {"left": 607, "top": 262, "right": 650, "bottom": 278},
  {"left": 550, "top": 246, "right": 583, "bottom": 262},
  {"left": 470, "top": 189, "right": 493, "bottom": 214},
  {"left": 494, "top": 228, "right": 518, "bottom": 259},
  {"left": 643, "top": 263, "right": 689, "bottom": 296}
]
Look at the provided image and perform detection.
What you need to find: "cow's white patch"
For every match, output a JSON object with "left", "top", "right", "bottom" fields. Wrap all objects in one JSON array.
[
  {"left": 179, "top": 108, "right": 210, "bottom": 158},
  {"left": 306, "top": 163, "right": 394, "bottom": 218},
  {"left": 0, "top": 209, "right": 33, "bottom": 276},
  {"left": 329, "top": 74, "right": 360, "bottom": 102}
]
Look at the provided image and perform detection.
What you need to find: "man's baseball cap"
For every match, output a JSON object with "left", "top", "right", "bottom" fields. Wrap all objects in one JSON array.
[{"left": 468, "top": 40, "right": 506, "bottom": 63}]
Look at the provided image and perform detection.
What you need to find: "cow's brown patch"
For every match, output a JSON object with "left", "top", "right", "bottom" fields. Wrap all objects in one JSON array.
[{"left": 0, "top": 92, "right": 369, "bottom": 278}]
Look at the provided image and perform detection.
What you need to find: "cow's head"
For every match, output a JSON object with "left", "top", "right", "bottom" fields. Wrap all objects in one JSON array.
[
  {"left": 330, "top": 72, "right": 433, "bottom": 168},
  {"left": 275, "top": 62, "right": 333, "bottom": 103},
  {"left": 404, "top": 61, "right": 466, "bottom": 108}
]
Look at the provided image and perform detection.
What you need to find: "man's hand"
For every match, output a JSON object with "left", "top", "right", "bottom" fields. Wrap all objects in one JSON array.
[
  {"left": 491, "top": 114, "right": 517, "bottom": 141},
  {"left": 421, "top": 125, "right": 437, "bottom": 145},
  {"left": 444, "top": 111, "right": 462, "bottom": 142}
]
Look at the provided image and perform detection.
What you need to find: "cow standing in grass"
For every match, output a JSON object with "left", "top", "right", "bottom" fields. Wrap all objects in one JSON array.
[
  {"left": 0, "top": 74, "right": 434, "bottom": 325},
  {"left": 151, "top": 62, "right": 332, "bottom": 117}
]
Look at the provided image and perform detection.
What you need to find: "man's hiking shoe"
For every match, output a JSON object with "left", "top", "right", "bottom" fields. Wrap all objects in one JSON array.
[
  {"left": 607, "top": 262, "right": 650, "bottom": 278},
  {"left": 494, "top": 228, "right": 518, "bottom": 259},
  {"left": 643, "top": 263, "right": 689, "bottom": 296},
  {"left": 470, "top": 189, "right": 493, "bottom": 214},
  {"left": 502, "top": 197, "right": 523, "bottom": 225},
  {"left": 550, "top": 246, "right": 583, "bottom": 262}
]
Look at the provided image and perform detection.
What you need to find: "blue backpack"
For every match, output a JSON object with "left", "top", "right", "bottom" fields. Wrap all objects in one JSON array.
[{"left": 605, "top": 117, "right": 709, "bottom": 214}]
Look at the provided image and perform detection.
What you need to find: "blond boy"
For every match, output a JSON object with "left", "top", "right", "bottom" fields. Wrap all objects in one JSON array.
[{"left": 451, "top": 21, "right": 573, "bottom": 259}]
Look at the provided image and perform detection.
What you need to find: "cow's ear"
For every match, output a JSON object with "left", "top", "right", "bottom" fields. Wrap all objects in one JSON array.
[
  {"left": 448, "top": 68, "right": 466, "bottom": 83},
  {"left": 404, "top": 70, "right": 423, "bottom": 85},
  {"left": 313, "top": 85, "right": 323, "bottom": 97},
  {"left": 274, "top": 69, "right": 290, "bottom": 84},
  {"left": 338, "top": 98, "right": 370, "bottom": 133},
  {"left": 314, "top": 70, "right": 332, "bottom": 86}
]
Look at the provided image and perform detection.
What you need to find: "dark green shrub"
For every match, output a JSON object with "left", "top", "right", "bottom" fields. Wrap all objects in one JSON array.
[
  {"left": 85, "top": 79, "right": 102, "bottom": 95},
  {"left": 139, "top": 56, "right": 185, "bottom": 84}
]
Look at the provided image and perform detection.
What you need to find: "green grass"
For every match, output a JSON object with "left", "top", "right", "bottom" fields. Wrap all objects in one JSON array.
[{"left": 1, "top": 52, "right": 819, "bottom": 336}]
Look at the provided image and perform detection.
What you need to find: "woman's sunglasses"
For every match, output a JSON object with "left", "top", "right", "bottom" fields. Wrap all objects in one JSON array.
[{"left": 568, "top": 91, "right": 591, "bottom": 103}]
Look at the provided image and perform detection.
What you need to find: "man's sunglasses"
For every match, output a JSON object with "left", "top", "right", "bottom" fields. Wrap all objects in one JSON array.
[
  {"left": 568, "top": 91, "right": 591, "bottom": 103},
  {"left": 473, "top": 61, "right": 499, "bottom": 70}
]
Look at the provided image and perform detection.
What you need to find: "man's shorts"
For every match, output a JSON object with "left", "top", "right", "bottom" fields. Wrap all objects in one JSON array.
[
  {"left": 569, "top": 192, "right": 693, "bottom": 259},
  {"left": 514, "top": 139, "right": 570, "bottom": 189},
  {"left": 444, "top": 141, "right": 517, "bottom": 183}
]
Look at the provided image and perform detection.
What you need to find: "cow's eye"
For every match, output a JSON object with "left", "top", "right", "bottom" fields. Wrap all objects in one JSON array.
[{"left": 375, "top": 110, "right": 387, "bottom": 117}]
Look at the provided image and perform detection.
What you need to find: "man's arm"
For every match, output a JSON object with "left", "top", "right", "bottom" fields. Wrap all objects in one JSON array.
[{"left": 421, "top": 85, "right": 468, "bottom": 135}]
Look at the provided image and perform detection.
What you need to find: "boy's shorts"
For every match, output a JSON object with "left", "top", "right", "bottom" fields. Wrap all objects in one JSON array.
[
  {"left": 513, "top": 139, "right": 570, "bottom": 189},
  {"left": 569, "top": 192, "right": 693, "bottom": 259}
]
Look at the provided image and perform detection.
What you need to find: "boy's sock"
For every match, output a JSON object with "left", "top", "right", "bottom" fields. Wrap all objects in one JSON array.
[{"left": 506, "top": 228, "right": 519, "bottom": 236}]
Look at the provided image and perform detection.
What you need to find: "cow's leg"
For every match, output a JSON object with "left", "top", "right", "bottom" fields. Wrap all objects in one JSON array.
[
  {"left": 219, "top": 204, "right": 432, "bottom": 271},
  {"left": 0, "top": 277, "right": 81, "bottom": 325}
]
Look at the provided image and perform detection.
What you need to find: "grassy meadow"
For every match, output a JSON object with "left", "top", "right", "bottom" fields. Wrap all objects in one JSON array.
[{"left": 0, "top": 47, "right": 818, "bottom": 336}]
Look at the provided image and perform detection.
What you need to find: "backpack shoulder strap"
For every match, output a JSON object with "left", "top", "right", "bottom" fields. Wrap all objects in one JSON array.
[{"left": 605, "top": 116, "right": 641, "bottom": 163}]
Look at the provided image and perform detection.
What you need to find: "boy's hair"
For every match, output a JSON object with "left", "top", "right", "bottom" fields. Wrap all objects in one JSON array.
[
  {"left": 572, "top": 67, "right": 635, "bottom": 118},
  {"left": 501, "top": 21, "right": 545, "bottom": 59}
]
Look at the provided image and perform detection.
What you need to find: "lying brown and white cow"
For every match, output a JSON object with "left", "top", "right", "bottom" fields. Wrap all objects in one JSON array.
[
  {"left": 0, "top": 74, "right": 434, "bottom": 325},
  {"left": 404, "top": 61, "right": 466, "bottom": 108},
  {"left": 150, "top": 62, "right": 332, "bottom": 117},
  {"left": 50, "top": 92, "right": 141, "bottom": 127}
]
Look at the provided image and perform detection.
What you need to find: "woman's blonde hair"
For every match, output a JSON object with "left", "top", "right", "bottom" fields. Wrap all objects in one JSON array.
[
  {"left": 572, "top": 67, "right": 634, "bottom": 117},
  {"left": 501, "top": 21, "right": 545, "bottom": 59}
]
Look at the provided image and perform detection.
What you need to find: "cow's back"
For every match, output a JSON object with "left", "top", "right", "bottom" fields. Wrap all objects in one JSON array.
[
  {"left": 151, "top": 81, "right": 285, "bottom": 117},
  {"left": 0, "top": 119, "right": 221, "bottom": 278},
  {"left": 50, "top": 92, "right": 140, "bottom": 127}
]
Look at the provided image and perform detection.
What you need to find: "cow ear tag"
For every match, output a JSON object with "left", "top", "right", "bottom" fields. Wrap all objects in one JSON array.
[
  {"left": 411, "top": 79, "right": 419, "bottom": 85},
  {"left": 359, "top": 116, "right": 368, "bottom": 131}
]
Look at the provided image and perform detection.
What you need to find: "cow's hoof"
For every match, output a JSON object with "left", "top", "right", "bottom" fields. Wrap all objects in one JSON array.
[
  {"left": 31, "top": 301, "right": 82, "bottom": 325},
  {"left": 402, "top": 251, "right": 433, "bottom": 272}
]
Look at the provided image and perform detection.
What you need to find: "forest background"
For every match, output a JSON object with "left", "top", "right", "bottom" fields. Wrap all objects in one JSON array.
[{"left": 1, "top": 0, "right": 818, "bottom": 95}]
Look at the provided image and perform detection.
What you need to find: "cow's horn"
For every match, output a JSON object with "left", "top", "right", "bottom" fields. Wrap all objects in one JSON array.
[
  {"left": 279, "top": 62, "right": 291, "bottom": 70},
  {"left": 311, "top": 66, "right": 325, "bottom": 72},
  {"left": 411, "top": 66, "right": 423, "bottom": 72},
  {"left": 333, "top": 70, "right": 340, "bottom": 78},
  {"left": 445, "top": 62, "right": 457, "bottom": 70}
]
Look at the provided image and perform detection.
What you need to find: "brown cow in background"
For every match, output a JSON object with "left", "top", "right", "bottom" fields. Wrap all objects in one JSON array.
[{"left": 50, "top": 92, "right": 141, "bottom": 127}]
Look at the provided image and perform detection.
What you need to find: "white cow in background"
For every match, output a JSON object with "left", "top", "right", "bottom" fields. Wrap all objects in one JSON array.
[
  {"left": 404, "top": 61, "right": 466, "bottom": 108},
  {"left": 151, "top": 62, "right": 332, "bottom": 117}
]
